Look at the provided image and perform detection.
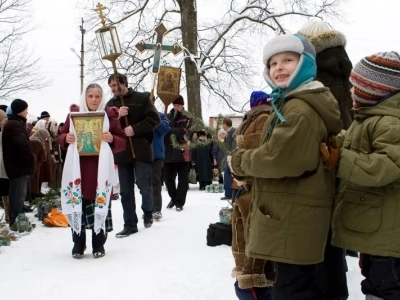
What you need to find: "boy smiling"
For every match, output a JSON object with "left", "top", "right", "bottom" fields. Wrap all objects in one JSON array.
[{"left": 230, "top": 34, "right": 342, "bottom": 299}]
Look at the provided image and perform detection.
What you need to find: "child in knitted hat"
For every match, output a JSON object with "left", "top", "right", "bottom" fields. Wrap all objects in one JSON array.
[
  {"left": 332, "top": 51, "right": 400, "bottom": 299},
  {"left": 229, "top": 34, "right": 342, "bottom": 299}
]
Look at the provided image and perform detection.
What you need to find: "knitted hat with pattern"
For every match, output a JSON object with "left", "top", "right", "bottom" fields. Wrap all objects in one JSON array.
[{"left": 350, "top": 51, "right": 400, "bottom": 107}]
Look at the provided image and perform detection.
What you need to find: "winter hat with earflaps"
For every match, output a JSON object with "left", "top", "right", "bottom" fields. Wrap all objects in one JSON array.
[
  {"left": 350, "top": 51, "right": 400, "bottom": 108},
  {"left": 262, "top": 34, "right": 317, "bottom": 131}
]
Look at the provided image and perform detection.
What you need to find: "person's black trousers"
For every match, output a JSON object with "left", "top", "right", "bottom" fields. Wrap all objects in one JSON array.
[
  {"left": 315, "top": 229, "right": 349, "bottom": 299},
  {"left": 163, "top": 162, "right": 190, "bottom": 207},
  {"left": 273, "top": 262, "right": 320, "bottom": 300},
  {"left": 361, "top": 254, "right": 400, "bottom": 299}
]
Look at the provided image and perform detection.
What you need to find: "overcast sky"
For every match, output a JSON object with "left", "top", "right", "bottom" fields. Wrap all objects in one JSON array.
[{"left": 13, "top": 0, "right": 400, "bottom": 123}]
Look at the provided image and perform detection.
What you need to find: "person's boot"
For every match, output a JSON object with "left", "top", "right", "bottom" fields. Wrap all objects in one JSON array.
[
  {"left": 72, "top": 229, "right": 86, "bottom": 259},
  {"left": 2, "top": 196, "right": 9, "bottom": 223},
  {"left": 166, "top": 200, "right": 175, "bottom": 209},
  {"left": 92, "top": 230, "right": 107, "bottom": 258},
  {"left": 143, "top": 213, "right": 153, "bottom": 228}
]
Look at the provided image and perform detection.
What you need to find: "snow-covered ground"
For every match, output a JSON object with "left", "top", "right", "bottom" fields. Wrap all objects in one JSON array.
[{"left": 0, "top": 185, "right": 364, "bottom": 299}]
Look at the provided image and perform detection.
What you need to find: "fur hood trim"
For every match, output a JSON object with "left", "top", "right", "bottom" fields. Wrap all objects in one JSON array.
[{"left": 308, "top": 30, "right": 347, "bottom": 54}]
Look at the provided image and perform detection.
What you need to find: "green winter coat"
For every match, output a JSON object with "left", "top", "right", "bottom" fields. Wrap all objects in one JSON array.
[
  {"left": 231, "top": 81, "right": 342, "bottom": 265},
  {"left": 332, "top": 92, "right": 400, "bottom": 257}
]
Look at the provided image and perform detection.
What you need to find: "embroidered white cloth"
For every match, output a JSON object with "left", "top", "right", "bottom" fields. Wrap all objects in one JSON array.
[{"left": 61, "top": 112, "right": 116, "bottom": 235}]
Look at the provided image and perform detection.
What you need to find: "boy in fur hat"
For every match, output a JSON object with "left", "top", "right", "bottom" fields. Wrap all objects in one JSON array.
[
  {"left": 230, "top": 34, "right": 342, "bottom": 299},
  {"left": 332, "top": 51, "right": 400, "bottom": 300}
]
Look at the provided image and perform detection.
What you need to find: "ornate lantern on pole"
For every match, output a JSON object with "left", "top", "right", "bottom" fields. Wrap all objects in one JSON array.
[
  {"left": 94, "top": 3, "right": 122, "bottom": 70},
  {"left": 94, "top": 2, "right": 135, "bottom": 158}
]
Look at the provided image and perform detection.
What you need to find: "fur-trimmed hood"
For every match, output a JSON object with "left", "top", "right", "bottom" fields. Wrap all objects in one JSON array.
[
  {"left": 69, "top": 104, "right": 119, "bottom": 119},
  {"left": 308, "top": 30, "right": 347, "bottom": 54}
]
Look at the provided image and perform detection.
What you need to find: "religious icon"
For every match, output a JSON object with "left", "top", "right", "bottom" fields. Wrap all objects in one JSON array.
[
  {"left": 161, "top": 72, "right": 175, "bottom": 92},
  {"left": 70, "top": 112, "right": 105, "bottom": 156},
  {"left": 157, "top": 66, "right": 181, "bottom": 95}
]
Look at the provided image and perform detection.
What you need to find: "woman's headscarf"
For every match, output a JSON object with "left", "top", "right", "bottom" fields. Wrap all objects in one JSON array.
[
  {"left": 34, "top": 119, "right": 48, "bottom": 130},
  {"left": 79, "top": 83, "right": 106, "bottom": 112},
  {"left": 30, "top": 129, "right": 51, "bottom": 159}
]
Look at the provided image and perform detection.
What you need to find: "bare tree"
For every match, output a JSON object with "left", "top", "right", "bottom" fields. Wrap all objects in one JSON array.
[
  {"left": 82, "top": 0, "right": 344, "bottom": 119},
  {"left": 0, "top": 0, "right": 49, "bottom": 100}
]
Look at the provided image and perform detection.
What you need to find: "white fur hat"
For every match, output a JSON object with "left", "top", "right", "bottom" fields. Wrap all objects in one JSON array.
[{"left": 298, "top": 18, "right": 331, "bottom": 39}]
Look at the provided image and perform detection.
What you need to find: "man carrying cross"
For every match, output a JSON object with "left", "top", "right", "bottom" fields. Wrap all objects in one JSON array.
[{"left": 106, "top": 73, "right": 160, "bottom": 238}]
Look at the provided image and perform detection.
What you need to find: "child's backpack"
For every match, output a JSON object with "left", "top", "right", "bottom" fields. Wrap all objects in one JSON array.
[{"left": 206, "top": 222, "right": 232, "bottom": 247}]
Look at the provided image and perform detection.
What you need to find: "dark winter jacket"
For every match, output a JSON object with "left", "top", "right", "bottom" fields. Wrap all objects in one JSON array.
[
  {"left": 191, "top": 140, "right": 213, "bottom": 182},
  {"left": 106, "top": 88, "right": 161, "bottom": 162},
  {"left": 309, "top": 30, "right": 353, "bottom": 130},
  {"left": 2, "top": 114, "right": 35, "bottom": 179},
  {"left": 212, "top": 142, "right": 226, "bottom": 169},
  {"left": 164, "top": 108, "right": 192, "bottom": 163},
  {"left": 152, "top": 112, "right": 170, "bottom": 160},
  {"left": 225, "top": 126, "right": 236, "bottom": 151},
  {"left": 58, "top": 106, "right": 126, "bottom": 201}
]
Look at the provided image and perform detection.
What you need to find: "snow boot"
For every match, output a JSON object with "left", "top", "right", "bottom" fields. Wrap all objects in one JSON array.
[
  {"left": 143, "top": 214, "right": 153, "bottom": 228},
  {"left": 72, "top": 229, "right": 86, "bottom": 259},
  {"left": 92, "top": 230, "right": 107, "bottom": 258},
  {"left": 153, "top": 212, "right": 163, "bottom": 221}
]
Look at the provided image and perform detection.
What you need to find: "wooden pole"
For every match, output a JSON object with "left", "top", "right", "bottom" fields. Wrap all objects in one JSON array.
[
  {"left": 110, "top": 60, "right": 136, "bottom": 159},
  {"left": 79, "top": 18, "right": 85, "bottom": 95}
]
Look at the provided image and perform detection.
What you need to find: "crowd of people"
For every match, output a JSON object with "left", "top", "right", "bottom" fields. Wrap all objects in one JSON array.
[{"left": 1, "top": 17, "right": 400, "bottom": 300}]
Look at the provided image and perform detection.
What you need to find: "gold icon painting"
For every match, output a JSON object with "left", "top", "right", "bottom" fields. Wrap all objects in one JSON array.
[{"left": 70, "top": 112, "right": 105, "bottom": 156}]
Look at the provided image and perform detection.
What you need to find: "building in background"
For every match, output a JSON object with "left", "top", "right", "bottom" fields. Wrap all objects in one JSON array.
[{"left": 209, "top": 114, "right": 243, "bottom": 129}]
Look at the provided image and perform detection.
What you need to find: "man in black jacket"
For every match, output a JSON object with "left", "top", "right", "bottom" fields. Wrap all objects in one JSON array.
[
  {"left": 163, "top": 95, "right": 192, "bottom": 211},
  {"left": 2, "top": 99, "right": 35, "bottom": 228},
  {"left": 106, "top": 73, "right": 161, "bottom": 237}
]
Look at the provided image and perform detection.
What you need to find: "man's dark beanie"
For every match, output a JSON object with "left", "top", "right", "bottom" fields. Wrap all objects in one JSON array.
[
  {"left": 11, "top": 99, "right": 28, "bottom": 115},
  {"left": 172, "top": 95, "right": 184, "bottom": 105}
]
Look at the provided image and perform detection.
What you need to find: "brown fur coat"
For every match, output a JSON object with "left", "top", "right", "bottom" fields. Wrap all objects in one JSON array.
[{"left": 231, "top": 107, "right": 275, "bottom": 289}]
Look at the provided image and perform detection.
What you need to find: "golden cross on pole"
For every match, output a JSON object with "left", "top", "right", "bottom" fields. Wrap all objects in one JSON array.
[{"left": 94, "top": 3, "right": 107, "bottom": 27}]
